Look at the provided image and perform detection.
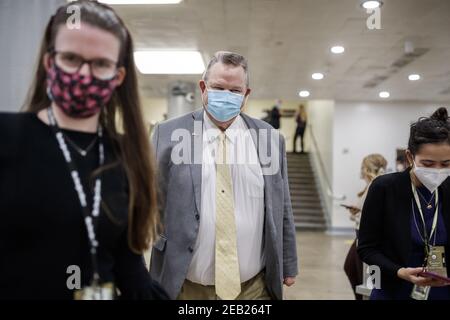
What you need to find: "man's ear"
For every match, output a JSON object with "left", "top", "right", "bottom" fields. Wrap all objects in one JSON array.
[
  {"left": 199, "top": 80, "right": 207, "bottom": 94},
  {"left": 241, "top": 88, "right": 251, "bottom": 109}
]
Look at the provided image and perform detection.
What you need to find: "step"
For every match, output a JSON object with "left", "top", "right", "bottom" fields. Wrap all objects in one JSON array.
[
  {"left": 294, "top": 212, "right": 325, "bottom": 219},
  {"left": 294, "top": 215, "right": 326, "bottom": 223},
  {"left": 289, "top": 183, "right": 316, "bottom": 188},
  {"left": 293, "top": 208, "right": 323, "bottom": 214},
  {"left": 289, "top": 188, "right": 319, "bottom": 195},
  {"left": 292, "top": 203, "right": 322, "bottom": 211},
  {"left": 286, "top": 154, "right": 310, "bottom": 159},
  {"left": 287, "top": 168, "right": 312, "bottom": 173},
  {"left": 290, "top": 195, "right": 321, "bottom": 203},
  {"left": 292, "top": 207, "right": 324, "bottom": 215},
  {"left": 288, "top": 179, "right": 316, "bottom": 185},
  {"left": 287, "top": 172, "right": 315, "bottom": 178},
  {"left": 294, "top": 222, "right": 327, "bottom": 231},
  {"left": 290, "top": 195, "right": 320, "bottom": 201},
  {"left": 287, "top": 161, "right": 311, "bottom": 166},
  {"left": 289, "top": 187, "right": 317, "bottom": 193},
  {"left": 288, "top": 164, "right": 312, "bottom": 168},
  {"left": 287, "top": 161, "right": 312, "bottom": 165}
]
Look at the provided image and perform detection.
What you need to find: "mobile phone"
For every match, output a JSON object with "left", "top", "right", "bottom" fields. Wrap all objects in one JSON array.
[{"left": 418, "top": 271, "right": 450, "bottom": 284}]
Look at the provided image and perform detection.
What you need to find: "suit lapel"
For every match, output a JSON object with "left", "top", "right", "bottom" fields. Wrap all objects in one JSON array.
[
  {"left": 241, "top": 113, "right": 276, "bottom": 230},
  {"left": 240, "top": 113, "right": 272, "bottom": 199},
  {"left": 190, "top": 109, "right": 204, "bottom": 214}
]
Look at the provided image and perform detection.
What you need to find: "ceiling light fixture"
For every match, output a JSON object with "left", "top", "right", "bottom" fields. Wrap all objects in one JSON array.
[
  {"left": 97, "top": 0, "right": 183, "bottom": 5},
  {"left": 331, "top": 46, "right": 345, "bottom": 54},
  {"left": 408, "top": 74, "right": 421, "bottom": 81},
  {"left": 312, "top": 73, "right": 324, "bottom": 80},
  {"left": 134, "top": 50, "right": 205, "bottom": 74},
  {"left": 379, "top": 91, "right": 390, "bottom": 98},
  {"left": 360, "top": 0, "right": 383, "bottom": 9},
  {"left": 299, "top": 90, "right": 310, "bottom": 98}
]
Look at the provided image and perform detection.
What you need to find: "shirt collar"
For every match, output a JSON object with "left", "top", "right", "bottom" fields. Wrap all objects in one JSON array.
[{"left": 203, "top": 112, "right": 244, "bottom": 145}]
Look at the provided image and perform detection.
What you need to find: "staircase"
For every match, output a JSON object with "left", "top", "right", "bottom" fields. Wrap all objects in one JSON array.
[{"left": 287, "top": 152, "right": 327, "bottom": 231}]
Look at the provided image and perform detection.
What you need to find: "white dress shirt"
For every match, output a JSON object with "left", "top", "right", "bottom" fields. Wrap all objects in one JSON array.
[{"left": 186, "top": 113, "right": 265, "bottom": 285}]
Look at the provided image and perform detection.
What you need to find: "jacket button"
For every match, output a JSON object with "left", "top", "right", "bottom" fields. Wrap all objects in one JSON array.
[
  {"left": 188, "top": 246, "right": 194, "bottom": 253},
  {"left": 195, "top": 214, "right": 200, "bottom": 220}
]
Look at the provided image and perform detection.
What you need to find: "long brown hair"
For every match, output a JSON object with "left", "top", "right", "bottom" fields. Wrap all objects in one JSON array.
[{"left": 24, "top": 0, "right": 159, "bottom": 253}]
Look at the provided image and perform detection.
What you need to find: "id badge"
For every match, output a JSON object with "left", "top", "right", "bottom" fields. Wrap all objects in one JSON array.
[
  {"left": 74, "top": 282, "right": 115, "bottom": 300},
  {"left": 427, "top": 246, "right": 447, "bottom": 277},
  {"left": 411, "top": 284, "right": 430, "bottom": 300}
]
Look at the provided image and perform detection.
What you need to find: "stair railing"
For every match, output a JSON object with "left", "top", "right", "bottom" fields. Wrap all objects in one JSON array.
[{"left": 308, "top": 124, "right": 346, "bottom": 201}]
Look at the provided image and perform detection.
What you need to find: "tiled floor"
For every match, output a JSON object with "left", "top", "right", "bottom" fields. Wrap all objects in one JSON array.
[
  {"left": 145, "top": 231, "right": 357, "bottom": 300},
  {"left": 284, "top": 231, "right": 356, "bottom": 300}
]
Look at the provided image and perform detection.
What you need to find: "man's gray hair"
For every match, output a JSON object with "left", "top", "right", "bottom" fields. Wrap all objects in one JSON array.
[{"left": 202, "top": 51, "right": 249, "bottom": 87}]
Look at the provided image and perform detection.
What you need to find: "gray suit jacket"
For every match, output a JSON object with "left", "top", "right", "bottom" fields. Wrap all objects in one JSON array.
[{"left": 149, "top": 109, "right": 298, "bottom": 299}]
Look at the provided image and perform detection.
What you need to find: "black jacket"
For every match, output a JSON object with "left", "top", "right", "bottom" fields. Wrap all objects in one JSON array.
[{"left": 357, "top": 169, "right": 450, "bottom": 291}]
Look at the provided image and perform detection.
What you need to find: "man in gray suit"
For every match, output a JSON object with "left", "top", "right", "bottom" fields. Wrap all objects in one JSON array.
[{"left": 150, "top": 51, "right": 298, "bottom": 300}]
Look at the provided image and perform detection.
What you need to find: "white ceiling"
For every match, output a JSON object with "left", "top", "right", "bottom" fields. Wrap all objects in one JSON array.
[{"left": 112, "top": 0, "right": 450, "bottom": 102}]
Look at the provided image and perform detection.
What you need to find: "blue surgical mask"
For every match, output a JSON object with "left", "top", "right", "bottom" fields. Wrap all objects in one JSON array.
[{"left": 205, "top": 89, "right": 244, "bottom": 122}]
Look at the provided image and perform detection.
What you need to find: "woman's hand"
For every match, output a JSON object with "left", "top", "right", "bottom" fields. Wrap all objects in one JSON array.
[{"left": 397, "top": 267, "right": 449, "bottom": 287}]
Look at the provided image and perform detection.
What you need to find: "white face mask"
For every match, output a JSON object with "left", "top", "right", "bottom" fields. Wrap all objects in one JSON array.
[{"left": 413, "top": 161, "right": 450, "bottom": 192}]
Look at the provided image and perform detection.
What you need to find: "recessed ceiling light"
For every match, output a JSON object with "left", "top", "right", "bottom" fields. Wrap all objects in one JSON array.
[
  {"left": 408, "top": 74, "right": 421, "bottom": 81},
  {"left": 97, "top": 0, "right": 183, "bottom": 4},
  {"left": 331, "top": 46, "right": 345, "bottom": 54},
  {"left": 361, "top": 0, "right": 383, "bottom": 9},
  {"left": 379, "top": 91, "right": 390, "bottom": 98},
  {"left": 299, "top": 90, "right": 310, "bottom": 98},
  {"left": 134, "top": 50, "right": 205, "bottom": 74},
  {"left": 312, "top": 73, "right": 324, "bottom": 80}
]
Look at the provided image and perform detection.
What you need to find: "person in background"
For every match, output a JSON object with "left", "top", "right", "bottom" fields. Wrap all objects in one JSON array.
[
  {"left": 343, "top": 154, "right": 387, "bottom": 300},
  {"left": 293, "top": 104, "right": 307, "bottom": 153},
  {"left": 270, "top": 99, "right": 282, "bottom": 129},
  {"left": 0, "top": 0, "right": 167, "bottom": 300},
  {"left": 358, "top": 107, "right": 450, "bottom": 300},
  {"left": 396, "top": 150, "right": 408, "bottom": 172},
  {"left": 150, "top": 51, "right": 298, "bottom": 300}
]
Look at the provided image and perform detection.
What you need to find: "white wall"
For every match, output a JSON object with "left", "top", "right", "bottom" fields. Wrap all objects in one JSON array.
[
  {"left": 0, "top": 0, "right": 64, "bottom": 112},
  {"left": 331, "top": 101, "right": 448, "bottom": 229}
]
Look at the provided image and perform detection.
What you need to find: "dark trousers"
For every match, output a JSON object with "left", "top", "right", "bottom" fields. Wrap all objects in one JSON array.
[
  {"left": 293, "top": 127, "right": 305, "bottom": 153},
  {"left": 344, "top": 238, "right": 363, "bottom": 300}
]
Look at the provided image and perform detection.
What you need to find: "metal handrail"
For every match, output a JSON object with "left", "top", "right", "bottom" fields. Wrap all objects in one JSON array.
[{"left": 308, "top": 124, "right": 346, "bottom": 201}]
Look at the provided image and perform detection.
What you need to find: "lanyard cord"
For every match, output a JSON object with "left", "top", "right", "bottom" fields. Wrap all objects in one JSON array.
[
  {"left": 47, "top": 107, "right": 104, "bottom": 286},
  {"left": 411, "top": 183, "right": 439, "bottom": 251}
]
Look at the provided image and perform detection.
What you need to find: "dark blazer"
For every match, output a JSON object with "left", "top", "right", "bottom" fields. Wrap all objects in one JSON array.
[{"left": 357, "top": 169, "right": 450, "bottom": 291}]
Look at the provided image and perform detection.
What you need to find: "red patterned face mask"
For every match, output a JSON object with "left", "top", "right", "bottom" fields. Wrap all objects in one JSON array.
[{"left": 46, "top": 60, "right": 119, "bottom": 118}]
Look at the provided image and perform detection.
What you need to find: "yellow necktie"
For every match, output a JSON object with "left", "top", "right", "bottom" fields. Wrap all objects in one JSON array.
[{"left": 215, "top": 132, "right": 241, "bottom": 300}]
